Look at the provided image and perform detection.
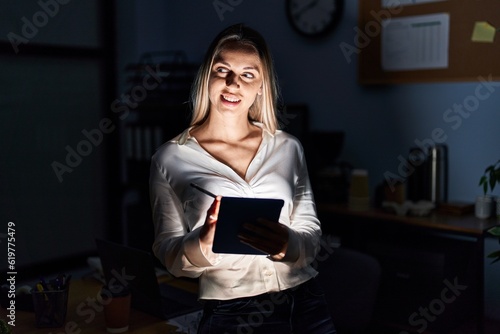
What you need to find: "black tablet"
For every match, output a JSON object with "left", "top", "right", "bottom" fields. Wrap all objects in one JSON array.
[{"left": 212, "top": 197, "right": 285, "bottom": 255}]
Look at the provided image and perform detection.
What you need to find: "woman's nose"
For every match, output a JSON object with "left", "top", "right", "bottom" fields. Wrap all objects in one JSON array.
[{"left": 225, "top": 72, "right": 240, "bottom": 87}]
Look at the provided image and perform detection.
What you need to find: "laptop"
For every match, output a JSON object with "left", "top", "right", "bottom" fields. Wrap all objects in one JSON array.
[{"left": 95, "top": 238, "right": 202, "bottom": 320}]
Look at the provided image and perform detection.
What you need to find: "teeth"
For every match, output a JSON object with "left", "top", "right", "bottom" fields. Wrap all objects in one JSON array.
[{"left": 223, "top": 95, "right": 240, "bottom": 102}]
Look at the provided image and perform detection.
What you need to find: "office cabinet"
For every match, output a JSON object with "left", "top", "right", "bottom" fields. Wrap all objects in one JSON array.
[{"left": 119, "top": 52, "right": 197, "bottom": 252}]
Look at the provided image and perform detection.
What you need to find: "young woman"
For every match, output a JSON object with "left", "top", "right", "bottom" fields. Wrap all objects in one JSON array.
[{"left": 149, "top": 23, "right": 336, "bottom": 333}]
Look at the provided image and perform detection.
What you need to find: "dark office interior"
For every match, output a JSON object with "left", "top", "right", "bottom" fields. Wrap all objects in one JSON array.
[{"left": 1, "top": 1, "right": 500, "bottom": 333}]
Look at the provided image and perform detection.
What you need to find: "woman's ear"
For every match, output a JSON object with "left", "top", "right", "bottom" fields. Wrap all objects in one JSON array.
[{"left": 258, "top": 86, "right": 263, "bottom": 96}]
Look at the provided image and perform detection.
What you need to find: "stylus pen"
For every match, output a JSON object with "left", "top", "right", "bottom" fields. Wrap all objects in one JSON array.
[{"left": 190, "top": 183, "right": 217, "bottom": 198}]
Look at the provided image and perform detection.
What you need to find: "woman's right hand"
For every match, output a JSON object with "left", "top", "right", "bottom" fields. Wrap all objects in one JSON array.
[{"left": 199, "top": 196, "right": 221, "bottom": 255}]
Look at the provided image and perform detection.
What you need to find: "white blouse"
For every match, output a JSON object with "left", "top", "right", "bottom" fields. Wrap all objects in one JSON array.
[{"left": 149, "top": 123, "right": 321, "bottom": 300}]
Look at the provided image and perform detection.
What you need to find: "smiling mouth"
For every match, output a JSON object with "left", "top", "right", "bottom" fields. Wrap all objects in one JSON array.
[{"left": 222, "top": 94, "right": 241, "bottom": 103}]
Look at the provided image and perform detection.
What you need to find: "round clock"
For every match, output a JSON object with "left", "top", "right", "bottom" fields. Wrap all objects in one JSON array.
[{"left": 286, "top": 0, "right": 344, "bottom": 37}]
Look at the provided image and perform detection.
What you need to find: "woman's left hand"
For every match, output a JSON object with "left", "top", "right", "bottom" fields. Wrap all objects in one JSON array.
[{"left": 238, "top": 218, "right": 289, "bottom": 258}]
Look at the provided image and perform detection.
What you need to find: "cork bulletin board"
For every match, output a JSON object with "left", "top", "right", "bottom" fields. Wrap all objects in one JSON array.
[{"left": 358, "top": 0, "right": 500, "bottom": 84}]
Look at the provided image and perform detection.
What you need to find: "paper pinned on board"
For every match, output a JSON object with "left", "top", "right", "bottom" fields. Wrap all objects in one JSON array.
[
  {"left": 471, "top": 21, "right": 496, "bottom": 43},
  {"left": 381, "top": 13, "right": 450, "bottom": 71}
]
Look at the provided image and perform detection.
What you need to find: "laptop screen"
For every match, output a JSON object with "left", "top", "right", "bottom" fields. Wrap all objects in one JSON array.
[{"left": 95, "top": 238, "right": 201, "bottom": 319}]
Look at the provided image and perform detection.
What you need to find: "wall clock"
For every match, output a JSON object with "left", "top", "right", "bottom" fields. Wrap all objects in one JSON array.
[{"left": 286, "top": 0, "right": 344, "bottom": 37}]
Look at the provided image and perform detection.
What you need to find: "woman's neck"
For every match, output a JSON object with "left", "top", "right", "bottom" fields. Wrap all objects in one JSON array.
[{"left": 194, "top": 113, "right": 257, "bottom": 143}]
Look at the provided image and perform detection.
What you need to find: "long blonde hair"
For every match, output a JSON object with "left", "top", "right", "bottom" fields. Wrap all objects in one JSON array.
[{"left": 190, "top": 24, "right": 281, "bottom": 134}]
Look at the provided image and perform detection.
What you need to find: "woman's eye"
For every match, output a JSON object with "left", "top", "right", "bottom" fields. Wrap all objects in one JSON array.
[
  {"left": 242, "top": 73, "right": 255, "bottom": 79},
  {"left": 216, "top": 67, "right": 228, "bottom": 73}
]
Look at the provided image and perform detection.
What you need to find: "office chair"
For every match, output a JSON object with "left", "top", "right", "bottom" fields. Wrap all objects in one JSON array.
[{"left": 316, "top": 246, "right": 381, "bottom": 334}]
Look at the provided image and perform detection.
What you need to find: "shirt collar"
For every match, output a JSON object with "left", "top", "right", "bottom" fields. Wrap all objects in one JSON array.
[{"left": 177, "top": 127, "right": 193, "bottom": 145}]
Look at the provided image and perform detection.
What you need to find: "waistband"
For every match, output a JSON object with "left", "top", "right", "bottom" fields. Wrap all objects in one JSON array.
[{"left": 201, "top": 277, "right": 315, "bottom": 308}]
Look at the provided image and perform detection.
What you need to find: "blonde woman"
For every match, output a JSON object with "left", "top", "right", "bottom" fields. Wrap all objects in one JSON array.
[{"left": 150, "top": 24, "right": 336, "bottom": 333}]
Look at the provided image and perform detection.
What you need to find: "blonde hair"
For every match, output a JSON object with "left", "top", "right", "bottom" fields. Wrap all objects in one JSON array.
[{"left": 190, "top": 24, "right": 281, "bottom": 134}]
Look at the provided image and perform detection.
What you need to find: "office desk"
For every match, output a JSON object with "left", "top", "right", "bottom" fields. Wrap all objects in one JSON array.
[
  {"left": 317, "top": 203, "right": 499, "bottom": 334},
  {"left": 317, "top": 203, "right": 498, "bottom": 237},
  {"left": 0, "top": 277, "right": 192, "bottom": 334}
]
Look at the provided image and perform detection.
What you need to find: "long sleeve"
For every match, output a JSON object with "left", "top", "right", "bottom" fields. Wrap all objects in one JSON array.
[
  {"left": 283, "top": 147, "right": 322, "bottom": 267},
  {"left": 149, "top": 157, "right": 221, "bottom": 278}
]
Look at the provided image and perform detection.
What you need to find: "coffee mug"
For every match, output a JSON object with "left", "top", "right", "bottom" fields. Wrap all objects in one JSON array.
[{"left": 100, "top": 284, "right": 131, "bottom": 333}]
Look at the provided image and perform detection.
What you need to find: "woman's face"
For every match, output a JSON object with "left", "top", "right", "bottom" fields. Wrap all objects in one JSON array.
[{"left": 208, "top": 43, "right": 263, "bottom": 118}]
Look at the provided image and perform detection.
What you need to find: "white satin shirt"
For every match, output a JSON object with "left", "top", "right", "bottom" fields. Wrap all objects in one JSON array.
[{"left": 149, "top": 123, "right": 321, "bottom": 300}]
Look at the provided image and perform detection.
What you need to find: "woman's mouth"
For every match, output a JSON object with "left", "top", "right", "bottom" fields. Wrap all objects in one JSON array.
[{"left": 221, "top": 94, "right": 241, "bottom": 103}]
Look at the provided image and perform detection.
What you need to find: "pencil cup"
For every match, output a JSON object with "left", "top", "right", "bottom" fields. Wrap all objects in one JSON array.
[
  {"left": 32, "top": 287, "right": 69, "bottom": 328},
  {"left": 100, "top": 284, "right": 131, "bottom": 333}
]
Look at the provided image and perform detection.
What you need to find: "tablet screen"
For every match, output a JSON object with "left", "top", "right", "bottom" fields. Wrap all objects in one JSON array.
[{"left": 212, "top": 197, "right": 285, "bottom": 255}]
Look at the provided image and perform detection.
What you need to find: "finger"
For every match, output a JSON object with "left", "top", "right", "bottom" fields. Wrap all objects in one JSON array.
[
  {"left": 241, "top": 222, "right": 288, "bottom": 244},
  {"left": 255, "top": 218, "right": 285, "bottom": 233},
  {"left": 207, "top": 196, "right": 222, "bottom": 222},
  {"left": 213, "top": 196, "right": 221, "bottom": 216},
  {"left": 239, "top": 237, "right": 283, "bottom": 255},
  {"left": 238, "top": 233, "right": 284, "bottom": 255},
  {"left": 200, "top": 197, "right": 222, "bottom": 245},
  {"left": 238, "top": 236, "right": 273, "bottom": 254}
]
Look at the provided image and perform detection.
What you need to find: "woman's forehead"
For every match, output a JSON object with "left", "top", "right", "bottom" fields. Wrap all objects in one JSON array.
[{"left": 215, "top": 41, "right": 259, "bottom": 60}]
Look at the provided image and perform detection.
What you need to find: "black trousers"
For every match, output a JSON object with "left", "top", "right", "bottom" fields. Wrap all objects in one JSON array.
[{"left": 197, "top": 278, "right": 336, "bottom": 334}]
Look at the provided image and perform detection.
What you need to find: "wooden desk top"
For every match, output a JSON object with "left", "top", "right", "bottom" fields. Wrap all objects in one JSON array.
[
  {"left": 317, "top": 203, "right": 499, "bottom": 237},
  {"left": 1, "top": 278, "right": 185, "bottom": 334}
]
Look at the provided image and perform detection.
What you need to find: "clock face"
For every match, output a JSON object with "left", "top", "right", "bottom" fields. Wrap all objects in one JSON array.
[{"left": 286, "top": 0, "right": 343, "bottom": 37}]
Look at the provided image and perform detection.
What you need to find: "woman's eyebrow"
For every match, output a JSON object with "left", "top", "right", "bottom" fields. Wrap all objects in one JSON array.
[
  {"left": 214, "top": 60, "right": 260, "bottom": 72},
  {"left": 243, "top": 65, "right": 260, "bottom": 72}
]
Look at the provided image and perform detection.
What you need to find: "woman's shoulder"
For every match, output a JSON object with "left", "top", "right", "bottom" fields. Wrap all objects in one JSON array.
[
  {"left": 152, "top": 128, "right": 190, "bottom": 162},
  {"left": 274, "top": 129, "right": 305, "bottom": 148}
]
